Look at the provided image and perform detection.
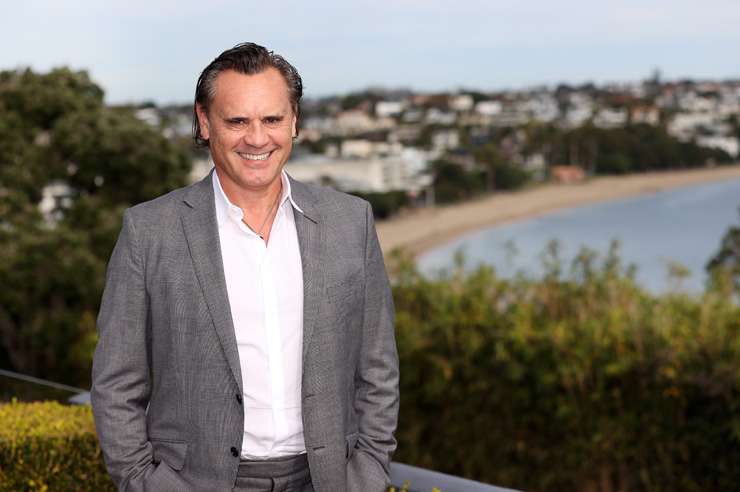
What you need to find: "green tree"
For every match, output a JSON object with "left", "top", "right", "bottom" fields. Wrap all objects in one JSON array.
[
  {"left": 706, "top": 207, "right": 740, "bottom": 293},
  {"left": 0, "top": 67, "right": 192, "bottom": 387},
  {"left": 472, "top": 142, "right": 530, "bottom": 191},
  {"left": 430, "top": 159, "right": 486, "bottom": 204}
]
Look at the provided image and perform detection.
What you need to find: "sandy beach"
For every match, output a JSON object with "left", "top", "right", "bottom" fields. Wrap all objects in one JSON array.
[{"left": 376, "top": 164, "right": 740, "bottom": 255}]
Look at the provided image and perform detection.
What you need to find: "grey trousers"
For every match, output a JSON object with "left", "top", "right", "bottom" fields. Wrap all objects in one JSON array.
[{"left": 233, "top": 453, "right": 313, "bottom": 492}]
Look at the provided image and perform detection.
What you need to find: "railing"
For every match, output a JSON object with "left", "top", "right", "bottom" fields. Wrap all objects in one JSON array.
[
  {"left": 390, "top": 462, "right": 519, "bottom": 492},
  {"left": 0, "top": 368, "right": 87, "bottom": 403}
]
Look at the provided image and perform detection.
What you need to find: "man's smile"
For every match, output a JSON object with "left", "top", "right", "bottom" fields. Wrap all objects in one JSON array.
[{"left": 237, "top": 151, "right": 272, "bottom": 161}]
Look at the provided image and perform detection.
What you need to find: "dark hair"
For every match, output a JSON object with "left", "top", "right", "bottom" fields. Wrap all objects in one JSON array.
[{"left": 193, "top": 42, "right": 303, "bottom": 147}]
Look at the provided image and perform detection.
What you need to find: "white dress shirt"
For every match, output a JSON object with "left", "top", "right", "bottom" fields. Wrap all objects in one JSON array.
[{"left": 213, "top": 169, "right": 306, "bottom": 459}]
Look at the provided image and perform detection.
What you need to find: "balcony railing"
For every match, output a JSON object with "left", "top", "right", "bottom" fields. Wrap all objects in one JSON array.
[{"left": 390, "top": 462, "right": 519, "bottom": 492}]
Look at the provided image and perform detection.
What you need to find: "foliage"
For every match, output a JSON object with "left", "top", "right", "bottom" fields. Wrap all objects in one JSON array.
[
  {"left": 430, "top": 159, "right": 487, "bottom": 204},
  {"left": 707, "top": 207, "right": 740, "bottom": 293},
  {"left": 0, "top": 400, "right": 114, "bottom": 491},
  {"left": 0, "top": 67, "right": 192, "bottom": 387},
  {"left": 474, "top": 142, "right": 531, "bottom": 191},
  {"left": 349, "top": 190, "right": 411, "bottom": 219},
  {"left": 527, "top": 123, "right": 733, "bottom": 174},
  {"left": 389, "top": 243, "right": 740, "bottom": 492}
]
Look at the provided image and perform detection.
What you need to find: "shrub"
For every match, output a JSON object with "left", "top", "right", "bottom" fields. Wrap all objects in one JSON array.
[
  {"left": 0, "top": 400, "right": 114, "bottom": 491},
  {"left": 390, "top": 243, "right": 740, "bottom": 492}
]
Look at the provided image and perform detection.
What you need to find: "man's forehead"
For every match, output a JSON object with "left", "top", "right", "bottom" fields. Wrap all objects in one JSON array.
[{"left": 212, "top": 68, "right": 292, "bottom": 112}]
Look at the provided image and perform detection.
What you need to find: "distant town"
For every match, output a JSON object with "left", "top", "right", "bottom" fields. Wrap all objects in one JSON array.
[{"left": 128, "top": 74, "right": 740, "bottom": 217}]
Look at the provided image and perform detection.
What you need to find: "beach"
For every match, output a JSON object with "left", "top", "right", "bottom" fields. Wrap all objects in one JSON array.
[{"left": 376, "top": 164, "right": 740, "bottom": 255}]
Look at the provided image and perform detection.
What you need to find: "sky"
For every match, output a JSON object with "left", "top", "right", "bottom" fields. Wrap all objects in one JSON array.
[{"left": 2, "top": 0, "right": 739, "bottom": 105}]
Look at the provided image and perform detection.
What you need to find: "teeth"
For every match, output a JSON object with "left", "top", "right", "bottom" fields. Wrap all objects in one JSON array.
[{"left": 238, "top": 152, "right": 270, "bottom": 161}]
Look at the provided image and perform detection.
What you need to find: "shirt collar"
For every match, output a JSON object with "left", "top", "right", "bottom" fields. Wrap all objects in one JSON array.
[{"left": 212, "top": 166, "right": 304, "bottom": 228}]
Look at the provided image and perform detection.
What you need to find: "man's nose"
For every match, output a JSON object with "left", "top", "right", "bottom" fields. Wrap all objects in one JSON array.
[{"left": 243, "top": 121, "right": 269, "bottom": 148}]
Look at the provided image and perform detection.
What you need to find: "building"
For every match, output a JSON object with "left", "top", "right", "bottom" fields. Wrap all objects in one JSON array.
[
  {"left": 286, "top": 147, "right": 430, "bottom": 194},
  {"left": 593, "top": 107, "right": 628, "bottom": 129},
  {"left": 550, "top": 165, "right": 586, "bottom": 184},
  {"left": 696, "top": 135, "right": 740, "bottom": 158},
  {"left": 375, "top": 100, "right": 406, "bottom": 118}
]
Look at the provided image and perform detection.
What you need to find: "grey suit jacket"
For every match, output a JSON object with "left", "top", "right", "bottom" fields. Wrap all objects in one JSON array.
[{"left": 91, "top": 171, "right": 399, "bottom": 491}]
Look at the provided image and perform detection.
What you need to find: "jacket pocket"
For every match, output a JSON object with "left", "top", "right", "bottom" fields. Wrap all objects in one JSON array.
[
  {"left": 345, "top": 432, "right": 359, "bottom": 459},
  {"left": 151, "top": 438, "right": 188, "bottom": 471}
]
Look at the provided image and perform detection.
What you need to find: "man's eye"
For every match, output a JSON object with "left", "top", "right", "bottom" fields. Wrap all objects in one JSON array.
[{"left": 264, "top": 117, "right": 283, "bottom": 126}]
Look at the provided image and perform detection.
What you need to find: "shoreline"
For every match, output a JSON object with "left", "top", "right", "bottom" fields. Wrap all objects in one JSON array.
[{"left": 376, "top": 164, "right": 740, "bottom": 256}]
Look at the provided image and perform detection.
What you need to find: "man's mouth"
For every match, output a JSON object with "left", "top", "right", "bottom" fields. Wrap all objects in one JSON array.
[{"left": 237, "top": 151, "right": 272, "bottom": 161}]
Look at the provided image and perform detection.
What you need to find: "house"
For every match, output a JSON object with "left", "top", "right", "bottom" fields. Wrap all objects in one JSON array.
[
  {"left": 550, "top": 165, "right": 586, "bottom": 184},
  {"left": 593, "top": 107, "right": 628, "bottom": 129},
  {"left": 375, "top": 100, "right": 406, "bottom": 118},
  {"left": 286, "top": 147, "right": 430, "bottom": 194},
  {"left": 696, "top": 136, "right": 740, "bottom": 158},
  {"left": 667, "top": 112, "right": 715, "bottom": 141},
  {"left": 630, "top": 105, "right": 660, "bottom": 125},
  {"left": 425, "top": 108, "right": 457, "bottom": 125},
  {"left": 475, "top": 100, "right": 502, "bottom": 116},
  {"left": 335, "top": 109, "right": 376, "bottom": 134},
  {"left": 431, "top": 129, "right": 460, "bottom": 152},
  {"left": 449, "top": 94, "right": 474, "bottom": 112}
]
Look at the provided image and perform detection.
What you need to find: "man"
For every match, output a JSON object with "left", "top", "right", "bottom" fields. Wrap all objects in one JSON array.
[{"left": 92, "top": 43, "right": 399, "bottom": 492}]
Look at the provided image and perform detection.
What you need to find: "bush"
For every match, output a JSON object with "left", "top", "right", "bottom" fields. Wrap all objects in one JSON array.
[
  {"left": 0, "top": 401, "right": 114, "bottom": 491},
  {"left": 389, "top": 243, "right": 740, "bottom": 492}
]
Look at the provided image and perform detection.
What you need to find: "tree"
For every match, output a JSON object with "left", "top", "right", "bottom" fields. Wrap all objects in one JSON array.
[
  {"left": 473, "top": 142, "right": 530, "bottom": 191},
  {"left": 0, "top": 67, "right": 192, "bottom": 387},
  {"left": 431, "top": 159, "right": 486, "bottom": 204},
  {"left": 706, "top": 207, "right": 740, "bottom": 293}
]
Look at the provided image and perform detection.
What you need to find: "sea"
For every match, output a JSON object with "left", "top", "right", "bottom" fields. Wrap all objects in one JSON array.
[{"left": 418, "top": 177, "right": 740, "bottom": 293}]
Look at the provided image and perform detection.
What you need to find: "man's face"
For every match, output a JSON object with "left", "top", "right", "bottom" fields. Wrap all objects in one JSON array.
[{"left": 196, "top": 68, "right": 297, "bottom": 196}]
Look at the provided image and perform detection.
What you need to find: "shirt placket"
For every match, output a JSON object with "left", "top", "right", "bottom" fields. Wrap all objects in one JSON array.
[{"left": 261, "top": 205, "right": 286, "bottom": 454}]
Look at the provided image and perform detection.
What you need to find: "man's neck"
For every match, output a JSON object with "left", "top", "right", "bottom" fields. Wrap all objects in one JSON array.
[{"left": 216, "top": 170, "right": 283, "bottom": 217}]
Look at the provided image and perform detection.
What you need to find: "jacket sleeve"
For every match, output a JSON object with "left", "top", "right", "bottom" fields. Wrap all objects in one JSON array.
[
  {"left": 347, "top": 202, "right": 400, "bottom": 491},
  {"left": 91, "top": 209, "right": 155, "bottom": 491}
]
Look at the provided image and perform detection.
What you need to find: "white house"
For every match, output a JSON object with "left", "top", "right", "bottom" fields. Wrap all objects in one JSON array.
[
  {"left": 593, "top": 107, "right": 628, "bottom": 129},
  {"left": 449, "top": 94, "right": 474, "bottom": 112},
  {"left": 474, "top": 100, "right": 502, "bottom": 116},
  {"left": 375, "top": 101, "right": 406, "bottom": 118},
  {"left": 697, "top": 135, "right": 740, "bottom": 158},
  {"left": 286, "top": 147, "right": 430, "bottom": 193}
]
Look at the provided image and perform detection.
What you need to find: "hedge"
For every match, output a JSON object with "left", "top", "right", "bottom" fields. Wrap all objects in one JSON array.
[
  {"left": 0, "top": 400, "right": 114, "bottom": 492},
  {"left": 0, "top": 402, "right": 422, "bottom": 491}
]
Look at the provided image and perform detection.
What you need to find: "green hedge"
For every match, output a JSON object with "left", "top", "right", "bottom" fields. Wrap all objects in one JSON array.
[
  {"left": 0, "top": 402, "right": 409, "bottom": 492},
  {"left": 0, "top": 401, "right": 114, "bottom": 492},
  {"left": 390, "top": 244, "right": 740, "bottom": 492}
]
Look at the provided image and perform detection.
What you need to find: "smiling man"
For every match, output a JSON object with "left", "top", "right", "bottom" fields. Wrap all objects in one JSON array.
[{"left": 91, "top": 43, "right": 399, "bottom": 492}]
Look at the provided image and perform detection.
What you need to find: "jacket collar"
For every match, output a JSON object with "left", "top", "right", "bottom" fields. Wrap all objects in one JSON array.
[{"left": 183, "top": 168, "right": 319, "bottom": 224}]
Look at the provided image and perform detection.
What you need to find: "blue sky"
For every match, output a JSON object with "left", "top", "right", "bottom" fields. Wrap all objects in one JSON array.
[{"left": 2, "top": 0, "right": 739, "bottom": 104}]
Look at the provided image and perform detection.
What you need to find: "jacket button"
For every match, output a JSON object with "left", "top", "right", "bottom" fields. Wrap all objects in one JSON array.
[
  {"left": 236, "top": 394, "right": 243, "bottom": 404},
  {"left": 230, "top": 447, "right": 239, "bottom": 457}
]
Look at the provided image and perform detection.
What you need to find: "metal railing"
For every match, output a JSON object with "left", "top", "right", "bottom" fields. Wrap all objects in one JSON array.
[{"left": 390, "top": 462, "right": 520, "bottom": 492}]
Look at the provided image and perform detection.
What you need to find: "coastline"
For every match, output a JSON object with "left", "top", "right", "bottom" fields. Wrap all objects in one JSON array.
[{"left": 376, "top": 164, "right": 740, "bottom": 256}]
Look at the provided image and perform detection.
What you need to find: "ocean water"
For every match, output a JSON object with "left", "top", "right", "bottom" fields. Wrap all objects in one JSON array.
[{"left": 418, "top": 177, "right": 740, "bottom": 293}]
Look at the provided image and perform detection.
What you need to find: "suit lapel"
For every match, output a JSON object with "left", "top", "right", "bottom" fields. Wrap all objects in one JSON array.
[
  {"left": 289, "top": 176, "right": 323, "bottom": 361},
  {"left": 180, "top": 172, "right": 243, "bottom": 393}
]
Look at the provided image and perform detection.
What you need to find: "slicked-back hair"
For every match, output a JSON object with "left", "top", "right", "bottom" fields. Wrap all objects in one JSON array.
[{"left": 193, "top": 42, "right": 303, "bottom": 147}]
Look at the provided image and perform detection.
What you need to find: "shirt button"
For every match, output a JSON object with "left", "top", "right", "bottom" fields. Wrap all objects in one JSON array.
[
  {"left": 230, "top": 447, "right": 239, "bottom": 457},
  {"left": 236, "top": 394, "right": 243, "bottom": 404}
]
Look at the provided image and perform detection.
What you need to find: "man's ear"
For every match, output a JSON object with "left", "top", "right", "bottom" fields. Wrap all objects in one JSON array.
[
  {"left": 291, "top": 114, "right": 297, "bottom": 138},
  {"left": 196, "top": 103, "right": 210, "bottom": 140}
]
